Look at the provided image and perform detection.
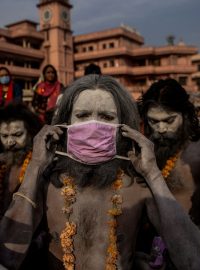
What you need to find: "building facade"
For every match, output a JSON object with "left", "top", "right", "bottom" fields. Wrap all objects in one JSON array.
[
  {"left": 74, "top": 25, "right": 198, "bottom": 98},
  {"left": 0, "top": 0, "right": 199, "bottom": 100}
]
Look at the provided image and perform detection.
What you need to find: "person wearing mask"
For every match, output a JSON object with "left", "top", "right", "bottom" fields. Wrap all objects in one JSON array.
[
  {"left": 1, "top": 75, "right": 200, "bottom": 270},
  {"left": 0, "top": 67, "right": 22, "bottom": 107}
]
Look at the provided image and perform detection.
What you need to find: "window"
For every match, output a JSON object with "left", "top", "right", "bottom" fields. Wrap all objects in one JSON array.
[
  {"left": 102, "top": 43, "right": 107, "bottom": 49},
  {"left": 89, "top": 46, "right": 93, "bottom": 51},
  {"left": 110, "top": 60, "right": 115, "bottom": 67},
  {"left": 103, "top": 62, "right": 108, "bottom": 68},
  {"left": 109, "top": 42, "right": 114, "bottom": 48}
]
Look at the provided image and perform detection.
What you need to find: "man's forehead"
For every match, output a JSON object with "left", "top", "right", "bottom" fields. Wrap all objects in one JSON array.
[
  {"left": 73, "top": 89, "right": 116, "bottom": 108},
  {"left": 0, "top": 120, "right": 26, "bottom": 132},
  {"left": 147, "top": 106, "right": 181, "bottom": 119}
]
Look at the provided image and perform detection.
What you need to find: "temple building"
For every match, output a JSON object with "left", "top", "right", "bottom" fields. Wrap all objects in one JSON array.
[{"left": 0, "top": 0, "right": 199, "bottom": 100}]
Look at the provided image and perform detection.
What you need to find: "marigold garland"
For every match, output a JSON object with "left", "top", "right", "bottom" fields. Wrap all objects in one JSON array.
[
  {"left": 161, "top": 151, "right": 179, "bottom": 179},
  {"left": 18, "top": 151, "right": 32, "bottom": 184},
  {"left": 60, "top": 170, "right": 124, "bottom": 270}
]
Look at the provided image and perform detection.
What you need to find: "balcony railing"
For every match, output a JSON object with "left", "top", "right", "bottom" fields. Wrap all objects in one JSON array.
[
  {"left": 0, "top": 41, "right": 44, "bottom": 59},
  {"left": 75, "top": 65, "right": 196, "bottom": 78}
]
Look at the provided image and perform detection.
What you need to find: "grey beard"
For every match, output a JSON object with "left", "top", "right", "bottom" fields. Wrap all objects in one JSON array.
[{"left": 52, "top": 156, "right": 123, "bottom": 189}]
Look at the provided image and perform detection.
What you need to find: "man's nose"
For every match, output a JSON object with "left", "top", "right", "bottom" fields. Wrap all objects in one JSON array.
[
  {"left": 157, "top": 122, "right": 167, "bottom": 134},
  {"left": 7, "top": 137, "right": 16, "bottom": 146}
]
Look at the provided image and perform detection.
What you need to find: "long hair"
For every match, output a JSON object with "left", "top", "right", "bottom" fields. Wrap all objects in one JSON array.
[
  {"left": 0, "top": 102, "right": 43, "bottom": 139},
  {"left": 42, "top": 64, "right": 58, "bottom": 82},
  {"left": 49, "top": 74, "right": 140, "bottom": 187},
  {"left": 53, "top": 74, "right": 139, "bottom": 128},
  {"left": 0, "top": 67, "right": 11, "bottom": 78},
  {"left": 138, "top": 79, "right": 200, "bottom": 141}
]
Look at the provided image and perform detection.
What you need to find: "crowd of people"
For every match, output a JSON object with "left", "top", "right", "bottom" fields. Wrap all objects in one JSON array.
[{"left": 0, "top": 62, "right": 199, "bottom": 270}]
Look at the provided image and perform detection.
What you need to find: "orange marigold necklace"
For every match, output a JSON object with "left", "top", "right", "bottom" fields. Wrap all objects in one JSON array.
[
  {"left": 161, "top": 151, "right": 179, "bottom": 179},
  {"left": 60, "top": 170, "right": 124, "bottom": 270},
  {"left": 18, "top": 151, "right": 32, "bottom": 184}
]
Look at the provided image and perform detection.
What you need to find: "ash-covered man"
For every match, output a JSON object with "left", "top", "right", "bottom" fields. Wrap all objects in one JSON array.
[
  {"left": 0, "top": 103, "right": 42, "bottom": 217},
  {"left": 136, "top": 78, "right": 200, "bottom": 268},
  {"left": 0, "top": 75, "right": 200, "bottom": 270}
]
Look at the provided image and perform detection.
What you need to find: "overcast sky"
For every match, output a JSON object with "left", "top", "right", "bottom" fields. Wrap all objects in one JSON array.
[{"left": 0, "top": 0, "right": 199, "bottom": 49}]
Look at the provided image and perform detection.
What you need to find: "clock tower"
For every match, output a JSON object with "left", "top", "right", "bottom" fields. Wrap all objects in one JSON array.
[{"left": 37, "top": 0, "right": 74, "bottom": 86}]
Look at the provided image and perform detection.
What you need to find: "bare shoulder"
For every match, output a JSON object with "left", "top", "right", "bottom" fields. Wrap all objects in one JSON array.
[
  {"left": 180, "top": 140, "right": 200, "bottom": 185},
  {"left": 182, "top": 140, "right": 200, "bottom": 161}
]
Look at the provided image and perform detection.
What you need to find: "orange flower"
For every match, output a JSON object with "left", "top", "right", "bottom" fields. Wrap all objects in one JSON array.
[
  {"left": 107, "top": 220, "right": 117, "bottom": 228},
  {"left": 111, "top": 194, "right": 123, "bottom": 204},
  {"left": 64, "top": 222, "right": 76, "bottom": 236},
  {"left": 63, "top": 263, "right": 74, "bottom": 270},
  {"left": 108, "top": 208, "right": 122, "bottom": 216},
  {"left": 61, "top": 187, "right": 76, "bottom": 197},
  {"left": 105, "top": 263, "right": 117, "bottom": 270},
  {"left": 62, "top": 206, "right": 73, "bottom": 214},
  {"left": 60, "top": 237, "right": 73, "bottom": 248},
  {"left": 161, "top": 151, "right": 179, "bottom": 180},
  {"left": 63, "top": 253, "right": 75, "bottom": 263},
  {"left": 18, "top": 151, "right": 32, "bottom": 184},
  {"left": 112, "top": 179, "right": 123, "bottom": 190},
  {"left": 60, "top": 171, "right": 124, "bottom": 269}
]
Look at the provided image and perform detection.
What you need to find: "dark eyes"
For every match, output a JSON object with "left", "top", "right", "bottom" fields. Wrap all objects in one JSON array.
[
  {"left": 0, "top": 133, "right": 23, "bottom": 138},
  {"left": 166, "top": 118, "right": 175, "bottom": 124},
  {"left": 1, "top": 134, "right": 8, "bottom": 138},
  {"left": 99, "top": 114, "right": 114, "bottom": 121},
  {"left": 148, "top": 119, "right": 157, "bottom": 125},
  {"left": 15, "top": 132, "right": 23, "bottom": 137},
  {"left": 76, "top": 113, "right": 115, "bottom": 121},
  {"left": 148, "top": 117, "right": 175, "bottom": 124},
  {"left": 76, "top": 113, "right": 90, "bottom": 119}
]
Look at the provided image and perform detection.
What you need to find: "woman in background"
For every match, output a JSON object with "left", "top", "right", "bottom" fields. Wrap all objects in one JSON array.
[
  {"left": 32, "top": 64, "right": 63, "bottom": 122},
  {"left": 0, "top": 67, "right": 22, "bottom": 107}
]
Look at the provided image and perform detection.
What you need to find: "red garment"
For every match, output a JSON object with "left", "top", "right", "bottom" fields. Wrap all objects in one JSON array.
[
  {"left": 36, "top": 80, "right": 61, "bottom": 111},
  {"left": 0, "top": 81, "right": 13, "bottom": 106}
]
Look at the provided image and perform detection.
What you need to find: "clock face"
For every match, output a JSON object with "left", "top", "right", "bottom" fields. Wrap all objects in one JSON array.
[
  {"left": 43, "top": 9, "right": 52, "bottom": 22},
  {"left": 61, "top": 10, "right": 69, "bottom": 22}
]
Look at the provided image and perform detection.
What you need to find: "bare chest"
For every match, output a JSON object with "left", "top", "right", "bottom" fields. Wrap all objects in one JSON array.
[
  {"left": 166, "top": 159, "right": 195, "bottom": 212},
  {"left": 46, "top": 181, "right": 146, "bottom": 269}
]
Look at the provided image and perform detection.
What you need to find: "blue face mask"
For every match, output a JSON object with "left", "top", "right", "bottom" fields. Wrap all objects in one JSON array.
[{"left": 0, "top": 76, "right": 10, "bottom": 85}]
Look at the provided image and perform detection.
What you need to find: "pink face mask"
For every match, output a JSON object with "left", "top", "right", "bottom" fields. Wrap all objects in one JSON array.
[{"left": 55, "top": 120, "right": 130, "bottom": 165}]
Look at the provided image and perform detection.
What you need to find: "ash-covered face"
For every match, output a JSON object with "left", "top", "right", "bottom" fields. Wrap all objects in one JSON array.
[
  {"left": 70, "top": 89, "right": 119, "bottom": 124},
  {"left": 0, "top": 120, "right": 28, "bottom": 151},
  {"left": 147, "top": 106, "right": 183, "bottom": 144}
]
